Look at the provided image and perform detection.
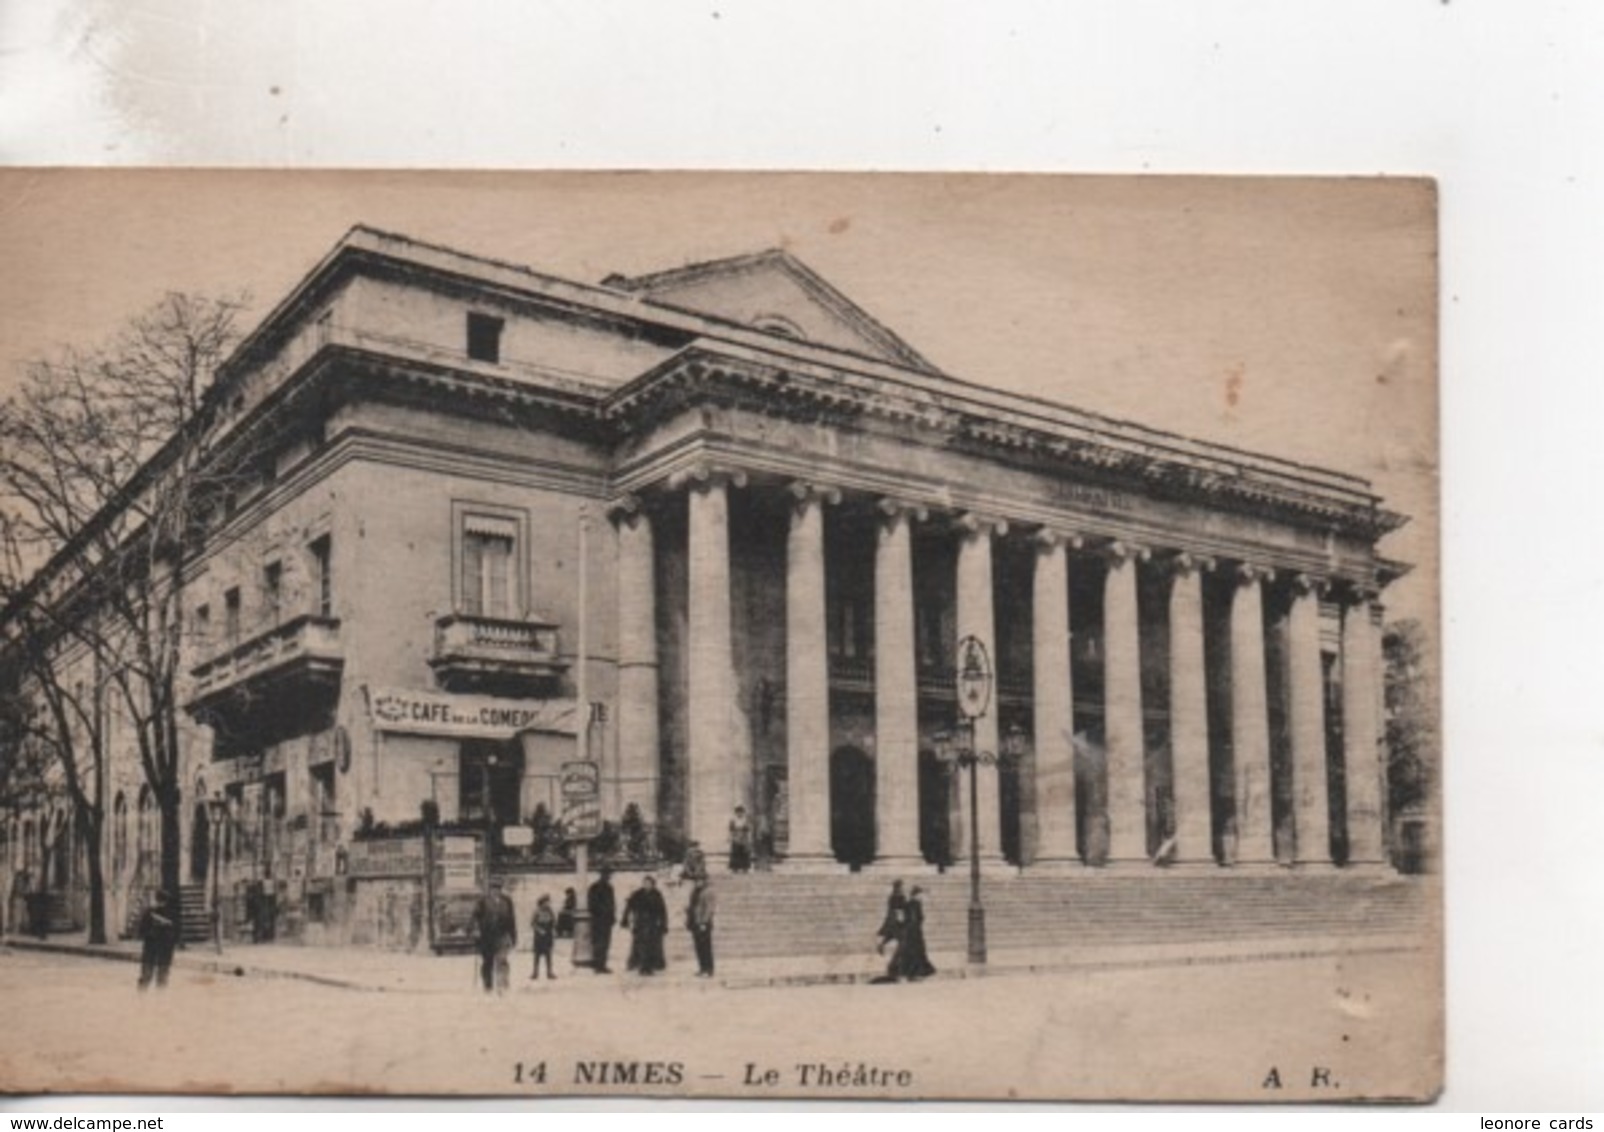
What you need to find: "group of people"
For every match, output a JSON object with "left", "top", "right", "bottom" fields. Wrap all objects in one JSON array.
[
  {"left": 874, "top": 879, "right": 936, "bottom": 982},
  {"left": 469, "top": 864, "right": 721, "bottom": 993},
  {"left": 462, "top": 812, "right": 942, "bottom": 994}
]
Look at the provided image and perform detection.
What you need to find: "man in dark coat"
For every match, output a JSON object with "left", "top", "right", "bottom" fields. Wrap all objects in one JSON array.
[
  {"left": 136, "top": 889, "right": 179, "bottom": 991},
  {"left": 688, "top": 877, "right": 717, "bottom": 978},
  {"left": 876, "top": 879, "right": 907, "bottom": 958},
  {"left": 471, "top": 878, "right": 517, "bottom": 994},
  {"left": 621, "top": 874, "right": 668, "bottom": 975},
  {"left": 587, "top": 866, "right": 616, "bottom": 974}
]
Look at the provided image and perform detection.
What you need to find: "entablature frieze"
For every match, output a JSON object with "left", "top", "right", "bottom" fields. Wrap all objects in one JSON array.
[
  {"left": 612, "top": 442, "right": 1401, "bottom": 595},
  {"left": 602, "top": 348, "right": 1406, "bottom": 544}
]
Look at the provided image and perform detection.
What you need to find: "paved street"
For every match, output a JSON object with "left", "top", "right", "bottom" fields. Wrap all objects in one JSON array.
[{"left": 0, "top": 942, "right": 1441, "bottom": 1102}]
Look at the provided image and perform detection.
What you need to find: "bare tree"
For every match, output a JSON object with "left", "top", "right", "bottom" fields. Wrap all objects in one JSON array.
[{"left": 0, "top": 292, "right": 249, "bottom": 912}]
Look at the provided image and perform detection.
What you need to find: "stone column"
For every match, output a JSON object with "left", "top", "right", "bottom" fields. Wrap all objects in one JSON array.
[
  {"left": 1167, "top": 551, "right": 1216, "bottom": 865},
  {"left": 1288, "top": 574, "right": 1332, "bottom": 866},
  {"left": 1342, "top": 587, "right": 1386, "bottom": 865},
  {"left": 1031, "top": 529, "right": 1081, "bottom": 866},
  {"left": 1229, "top": 564, "right": 1275, "bottom": 865},
  {"left": 610, "top": 497, "right": 659, "bottom": 821},
  {"left": 1102, "top": 541, "right": 1149, "bottom": 865},
  {"left": 954, "top": 513, "right": 1009, "bottom": 867},
  {"left": 784, "top": 482, "right": 840, "bottom": 867},
  {"left": 873, "top": 499, "right": 925, "bottom": 866},
  {"left": 676, "top": 464, "right": 748, "bottom": 854}
]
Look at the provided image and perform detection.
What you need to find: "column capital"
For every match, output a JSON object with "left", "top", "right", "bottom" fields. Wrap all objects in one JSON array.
[
  {"left": 1096, "top": 539, "right": 1150, "bottom": 566},
  {"left": 668, "top": 461, "right": 748, "bottom": 494},
  {"left": 876, "top": 497, "right": 929, "bottom": 529},
  {"left": 1334, "top": 577, "right": 1382, "bottom": 606},
  {"left": 1233, "top": 561, "right": 1276, "bottom": 586},
  {"left": 1032, "top": 527, "right": 1085, "bottom": 554},
  {"left": 1290, "top": 572, "right": 1330, "bottom": 598},
  {"left": 1160, "top": 549, "right": 1217, "bottom": 577},
  {"left": 787, "top": 480, "right": 843, "bottom": 513},
  {"left": 605, "top": 494, "right": 648, "bottom": 528},
  {"left": 954, "top": 511, "right": 1009, "bottom": 541}
]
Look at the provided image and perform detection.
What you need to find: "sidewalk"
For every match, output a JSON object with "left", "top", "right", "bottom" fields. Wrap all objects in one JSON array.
[{"left": 1, "top": 929, "right": 1424, "bottom": 995}]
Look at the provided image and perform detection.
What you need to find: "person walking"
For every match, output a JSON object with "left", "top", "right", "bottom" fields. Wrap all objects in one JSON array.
[
  {"left": 556, "top": 887, "right": 577, "bottom": 940},
  {"left": 136, "top": 889, "right": 179, "bottom": 991},
  {"left": 530, "top": 894, "right": 557, "bottom": 980},
  {"left": 471, "top": 878, "right": 517, "bottom": 994},
  {"left": 727, "top": 806, "right": 754, "bottom": 873},
  {"left": 876, "top": 879, "right": 907, "bottom": 966},
  {"left": 890, "top": 884, "right": 936, "bottom": 981},
  {"left": 587, "top": 866, "right": 616, "bottom": 974},
  {"left": 621, "top": 874, "right": 668, "bottom": 975},
  {"left": 687, "top": 877, "right": 717, "bottom": 978}
]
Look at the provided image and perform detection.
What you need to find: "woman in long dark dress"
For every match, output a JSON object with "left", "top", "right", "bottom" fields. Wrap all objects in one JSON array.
[
  {"left": 892, "top": 885, "right": 936, "bottom": 981},
  {"left": 621, "top": 875, "right": 669, "bottom": 975}
]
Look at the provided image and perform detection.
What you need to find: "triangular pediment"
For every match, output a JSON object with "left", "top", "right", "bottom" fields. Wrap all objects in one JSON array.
[{"left": 603, "top": 249, "right": 939, "bottom": 374}]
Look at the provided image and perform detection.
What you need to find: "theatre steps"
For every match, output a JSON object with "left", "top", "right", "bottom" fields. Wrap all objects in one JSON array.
[{"left": 655, "top": 869, "right": 1433, "bottom": 962}]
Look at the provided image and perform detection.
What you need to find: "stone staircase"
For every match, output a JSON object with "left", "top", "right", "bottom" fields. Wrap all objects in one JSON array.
[
  {"left": 122, "top": 885, "right": 212, "bottom": 945},
  {"left": 656, "top": 868, "right": 1434, "bottom": 962}
]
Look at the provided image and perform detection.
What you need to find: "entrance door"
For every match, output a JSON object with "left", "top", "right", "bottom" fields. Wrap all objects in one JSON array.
[
  {"left": 190, "top": 802, "right": 211, "bottom": 884},
  {"left": 918, "top": 749, "right": 953, "bottom": 866},
  {"left": 829, "top": 746, "right": 875, "bottom": 868},
  {"left": 460, "top": 740, "right": 524, "bottom": 829}
]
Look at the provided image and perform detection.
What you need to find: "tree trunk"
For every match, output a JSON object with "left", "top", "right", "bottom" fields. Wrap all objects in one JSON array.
[
  {"left": 159, "top": 785, "right": 182, "bottom": 899},
  {"left": 83, "top": 812, "right": 106, "bottom": 945}
]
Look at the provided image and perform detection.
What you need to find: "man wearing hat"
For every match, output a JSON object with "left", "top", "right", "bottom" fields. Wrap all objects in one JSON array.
[
  {"left": 587, "top": 865, "right": 617, "bottom": 974},
  {"left": 472, "top": 877, "right": 518, "bottom": 994}
]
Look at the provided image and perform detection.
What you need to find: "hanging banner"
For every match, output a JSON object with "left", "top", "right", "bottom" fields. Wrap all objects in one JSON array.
[{"left": 365, "top": 686, "right": 579, "bottom": 738}]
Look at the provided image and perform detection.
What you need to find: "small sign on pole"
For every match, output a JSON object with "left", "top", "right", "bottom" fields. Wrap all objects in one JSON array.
[{"left": 560, "top": 760, "right": 601, "bottom": 841}]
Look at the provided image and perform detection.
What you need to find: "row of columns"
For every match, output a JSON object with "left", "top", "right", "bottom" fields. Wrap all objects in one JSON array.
[{"left": 612, "top": 470, "right": 1388, "bottom": 871}]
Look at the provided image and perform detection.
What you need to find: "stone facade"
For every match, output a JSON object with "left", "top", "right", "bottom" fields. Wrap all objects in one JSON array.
[{"left": 1, "top": 228, "right": 1407, "bottom": 947}]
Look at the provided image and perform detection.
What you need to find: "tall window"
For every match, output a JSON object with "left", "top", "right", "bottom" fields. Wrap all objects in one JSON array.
[
  {"left": 308, "top": 535, "right": 333, "bottom": 618},
  {"left": 194, "top": 604, "right": 211, "bottom": 651},
  {"left": 112, "top": 793, "right": 128, "bottom": 879},
  {"left": 466, "top": 312, "right": 504, "bottom": 363},
  {"left": 461, "top": 515, "right": 518, "bottom": 618},
  {"left": 262, "top": 560, "right": 283, "bottom": 624},
  {"left": 223, "top": 587, "right": 242, "bottom": 648}
]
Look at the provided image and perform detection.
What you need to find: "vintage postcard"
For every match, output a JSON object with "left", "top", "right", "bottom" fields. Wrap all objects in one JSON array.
[{"left": 0, "top": 171, "right": 1441, "bottom": 1101}]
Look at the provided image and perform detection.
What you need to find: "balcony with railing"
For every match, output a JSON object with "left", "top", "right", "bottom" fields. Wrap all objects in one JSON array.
[
  {"left": 186, "top": 614, "right": 345, "bottom": 726},
  {"left": 827, "top": 651, "right": 1033, "bottom": 703},
  {"left": 430, "top": 613, "right": 567, "bottom": 693}
]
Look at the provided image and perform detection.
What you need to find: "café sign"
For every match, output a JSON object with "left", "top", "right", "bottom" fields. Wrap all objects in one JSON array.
[{"left": 365, "top": 686, "right": 579, "bottom": 739}]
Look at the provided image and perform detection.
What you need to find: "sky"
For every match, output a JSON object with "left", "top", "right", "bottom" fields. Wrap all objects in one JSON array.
[{"left": 0, "top": 170, "right": 1438, "bottom": 624}]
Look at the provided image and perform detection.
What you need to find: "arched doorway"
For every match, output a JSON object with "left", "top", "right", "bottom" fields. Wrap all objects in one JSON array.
[
  {"left": 999, "top": 758, "right": 1023, "bottom": 866},
  {"left": 918, "top": 749, "right": 953, "bottom": 866},
  {"left": 190, "top": 801, "right": 211, "bottom": 884},
  {"left": 829, "top": 746, "right": 875, "bottom": 868}
]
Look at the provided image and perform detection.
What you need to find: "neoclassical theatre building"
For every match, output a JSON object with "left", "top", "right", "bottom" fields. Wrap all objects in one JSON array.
[{"left": 7, "top": 227, "right": 1410, "bottom": 945}]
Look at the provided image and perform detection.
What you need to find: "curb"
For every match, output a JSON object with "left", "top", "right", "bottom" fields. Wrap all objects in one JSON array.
[{"left": 3, "top": 933, "right": 1425, "bottom": 996}]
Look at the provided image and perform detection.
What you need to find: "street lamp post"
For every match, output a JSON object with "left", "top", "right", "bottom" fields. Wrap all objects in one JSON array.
[
  {"left": 206, "top": 794, "right": 226, "bottom": 954},
  {"left": 932, "top": 636, "right": 1026, "bottom": 966}
]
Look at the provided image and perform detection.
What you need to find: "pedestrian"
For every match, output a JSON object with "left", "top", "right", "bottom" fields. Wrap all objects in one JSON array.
[
  {"left": 755, "top": 811, "right": 774, "bottom": 871},
  {"left": 471, "top": 877, "right": 517, "bottom": 994},
  {"left": 621, "top": 874, "right": 668, "bottom": 975},
  {"left": 890, "top": 884, "right": 936, "bottom": 982},
  {"left": 681, "top": 840, "right": 707, "bottom": 884},
  {"left": 876, "top": 879, "right": 907, "bottom": 960},
  {"left": 530, "top": 894, "right": 557, "bottom": 980},
  {"left": 556, "top": 887, "right": 578, "bottom": 940},
  {"left": 587, "top": 866, "right": 616, "bottom": 974},
  {"left": 136, "top": 889, "right": 179, "bottom": 991},
  {"left": 687, "top": 876, "right": 717, "bottom": 978},
  {"left": 728, "top": 805, "right": 754, "bottom": 873}
]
